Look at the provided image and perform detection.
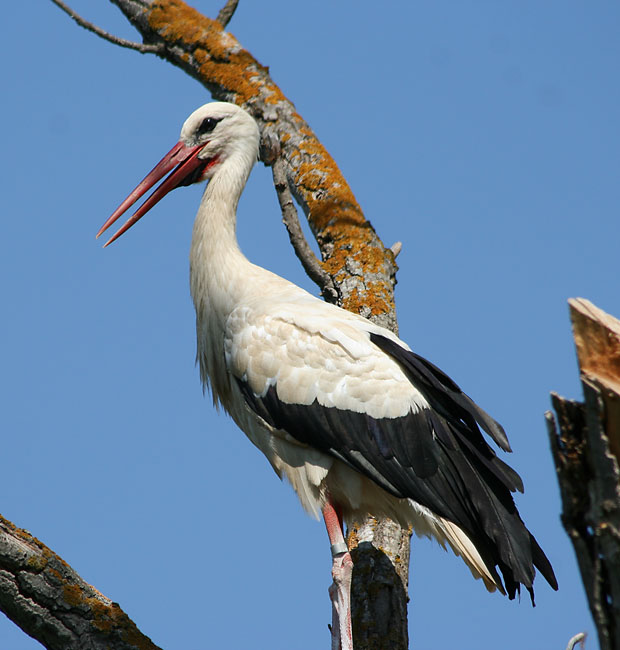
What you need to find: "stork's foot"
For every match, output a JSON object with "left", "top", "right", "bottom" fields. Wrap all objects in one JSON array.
[{"left": 329, "top": 550, "right": 353, "bottom": 650}]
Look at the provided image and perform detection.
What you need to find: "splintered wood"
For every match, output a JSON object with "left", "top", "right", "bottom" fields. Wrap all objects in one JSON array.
[
  {"left": 547, "top": 298, "right": 620, "bottom": 650},
  {"left": 570, "top": 297, "right": 620, "bottom": 462}
]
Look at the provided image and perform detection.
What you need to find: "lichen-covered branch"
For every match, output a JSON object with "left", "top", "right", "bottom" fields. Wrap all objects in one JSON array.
[
  {"left": 547, "top": 298, "right": 620, "bottom": 650},
  {"left": 0, "top": 514, "right": 162, "bottom": 650}
]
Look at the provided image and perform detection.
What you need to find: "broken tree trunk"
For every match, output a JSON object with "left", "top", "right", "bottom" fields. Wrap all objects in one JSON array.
[{"left": 546, "top": 298, "right": 620, "bottom": 650}]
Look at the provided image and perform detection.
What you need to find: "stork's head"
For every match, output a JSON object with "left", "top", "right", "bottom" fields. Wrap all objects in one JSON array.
[{"left": 97, "top": 102, "right": 260, "bottom": 246}]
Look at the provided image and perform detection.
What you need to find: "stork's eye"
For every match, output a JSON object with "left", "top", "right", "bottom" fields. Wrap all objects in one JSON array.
[{"left": 198, "top": 117, "right": 220, "bottom": 135}]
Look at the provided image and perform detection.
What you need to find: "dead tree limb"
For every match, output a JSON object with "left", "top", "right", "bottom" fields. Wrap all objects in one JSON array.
[
  {"left": 1, "top": 1, "right": 408, "bottom": 648},
  {"left": 547, "top": 298, "right": 620, "bottom": 650},
  {"left": 271, "top": 156, "right": 339, "bottom": 303},
  {"left": 49, "top": 0, "right": 163, "bottom": 53},
  {"left": 216, "top": 0, "right": 238, "bottom": 27},
  {"left": 0, "top": 514, "right": 161, "bottom": 650}
]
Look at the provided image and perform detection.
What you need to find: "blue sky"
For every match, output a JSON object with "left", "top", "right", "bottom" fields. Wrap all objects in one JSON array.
[{"left": 2, "top": 1, "right": 619, "bottom": 648}]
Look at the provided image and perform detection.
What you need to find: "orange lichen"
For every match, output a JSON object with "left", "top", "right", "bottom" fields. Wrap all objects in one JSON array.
[
  {"left": 148, "top": 1, "right": 212, "bottom": 43},
  {"left": 26, "top": 555, "right": 48, "bottom": 571},
  {"left": 47, "top": 567, "right": 63, "bottom": 582},
  {"left": 0, "top": 514, "right": 54, "bottom": 560},
  {"left": 148, "top": 0, "right": 275, "bottom": 105},
  {"left": 294, "top": 138, "right": 366, "bottom": 234},
  {"left": 90, "top": 600, "right": 159, "bottom": 649},
  {"left": 90, "top": 598, "right": 117, "bottom": 633},
  {"left": 347, "top": 525, "right": 360, "bottom": 550},
  {"left": 263, "top": 85, "right": 288, "bottom": 105},
  {"left": 0, "top": 510, "right": 161, "bottom": 649},
  {"left": 327, "top": 243, "right": 386, "bottom": 277},
  {"left": 192, "top": 47, "right": 208, "bottom": 63},
  {"left": 63, "top": 584, "right": 83, "bottom": 607},
  {"left": 340, "top": 284, "right": 392, "bottom": 319},
  {"left": 61, "top": 580, "right": 158, "bottom": 648}
]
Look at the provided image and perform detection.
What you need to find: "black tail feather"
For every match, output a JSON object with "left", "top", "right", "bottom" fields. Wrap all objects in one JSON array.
[{"left": 369, "top": 332, "right": 557, "bottom": 602}]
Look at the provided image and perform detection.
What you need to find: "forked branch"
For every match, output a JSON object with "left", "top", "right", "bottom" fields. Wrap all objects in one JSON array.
[{"left": 272, "top": 157, "right": 338, "bottom": 302}]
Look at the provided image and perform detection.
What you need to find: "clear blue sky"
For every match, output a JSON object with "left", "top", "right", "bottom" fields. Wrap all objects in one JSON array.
[{"left": 2, "top": 1, "right": 619, "bottom": 648}]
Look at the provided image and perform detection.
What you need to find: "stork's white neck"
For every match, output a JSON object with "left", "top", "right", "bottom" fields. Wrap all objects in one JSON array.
[{"left": 189, "top": 147, "right": 257, "bottom": 328}]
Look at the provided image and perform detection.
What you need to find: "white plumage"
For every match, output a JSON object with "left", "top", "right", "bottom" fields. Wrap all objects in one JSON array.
[{"left": 98, "top": 102, "right": 557, "bottom": 612}]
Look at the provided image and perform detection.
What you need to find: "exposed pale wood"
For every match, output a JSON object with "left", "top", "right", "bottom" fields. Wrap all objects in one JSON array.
[
  {"left": 570, "top": 297, "right": 620, "bottom": 463},
  {"left": 547, "top": 299, "right": 620, "bottom": 650},
  {"left": 566, "top": 631, "right": 587, "bottom": 650},
  {"left": 570, "top": 298, "right": 620, "bottom": 388}
]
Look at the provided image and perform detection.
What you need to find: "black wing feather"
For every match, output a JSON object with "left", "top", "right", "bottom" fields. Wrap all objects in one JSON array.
[
  {"left": 234, "top": 332, "right": 557, "bottom": 600},
  {"left": 370, "top": 334, "right": 512, "bottom": 452}
]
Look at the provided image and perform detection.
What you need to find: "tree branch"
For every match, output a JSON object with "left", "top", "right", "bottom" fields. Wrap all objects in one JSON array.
[
  {"left": 272, "top": 156, "right": 338, "bottom": 302},
  {"left": 0, "top": 514, "right": 162, "bottom": 650},
  {"left": 49, "top": 0, "right": 163, "bottom": 53},
  {"left": 216, "top": 0, "right": 239, "bottom": 27},
  {"left": 566, "top": 632, "right": 587, "bottom": 650}
]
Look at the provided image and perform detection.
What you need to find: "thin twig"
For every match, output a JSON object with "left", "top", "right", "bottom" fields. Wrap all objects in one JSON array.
[
  {"left": 216, "top": 0, "right": 240, "bottom": 27},
  {"left": 50, "top": 0, "right": 163, "bottom": 54},
  {"left": 272, "top": 157, "right": 338, "bottom": 303},
  {"left": 566, "top": 632, "right": 587, "bottom": 650},
  {"left": 390, "top": 241, "right": 402, "bottom": 258}
]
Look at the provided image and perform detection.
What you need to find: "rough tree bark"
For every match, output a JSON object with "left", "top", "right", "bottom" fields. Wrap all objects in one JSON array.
[
  {"left": 547, "top": 298, "right": 620, "bottom": 650},
  {"left": 0, "top": 515, "right": 161, "bottom": 650},
  {"left": 0, "top": 1, "right": 410, "bottom": 648}
]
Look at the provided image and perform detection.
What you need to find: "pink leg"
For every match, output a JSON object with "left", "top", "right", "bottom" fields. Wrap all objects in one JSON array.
[{"left": 322, "top": 501, "right": 353, "bottom": 650}]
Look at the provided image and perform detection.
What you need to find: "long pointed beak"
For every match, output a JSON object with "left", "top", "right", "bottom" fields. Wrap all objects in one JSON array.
[{"left": 97, "top": 141, "right": 207, "bottom": 247}]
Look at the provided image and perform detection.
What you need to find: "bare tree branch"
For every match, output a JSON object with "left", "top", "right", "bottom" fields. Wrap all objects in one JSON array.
[
  {"left": 49, "top": 0, "right": 163, "bottom": 53},
  {"left": 0, "top": 514, "right": 162, "bottom": 650},
  {"left": 272, "top": 157, "right": 338, "bottom": 302},
  {"left": 390, "top": 241, "right": 403, "bottom": 258},
  {"left": 566, "top": 631, "right": 587, "bottom": 650},
  {"left": 216, "top": 0, "right": 239, "bottom": 27}
]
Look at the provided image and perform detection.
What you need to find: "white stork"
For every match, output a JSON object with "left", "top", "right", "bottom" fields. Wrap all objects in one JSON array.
[{"left": 97, "top": 102, "right": 557, "bottom": 647}]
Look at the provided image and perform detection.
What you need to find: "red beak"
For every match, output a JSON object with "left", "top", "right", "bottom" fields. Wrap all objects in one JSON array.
[{"left": 97, "top": 141, "right": 209, "bottom": 247}]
